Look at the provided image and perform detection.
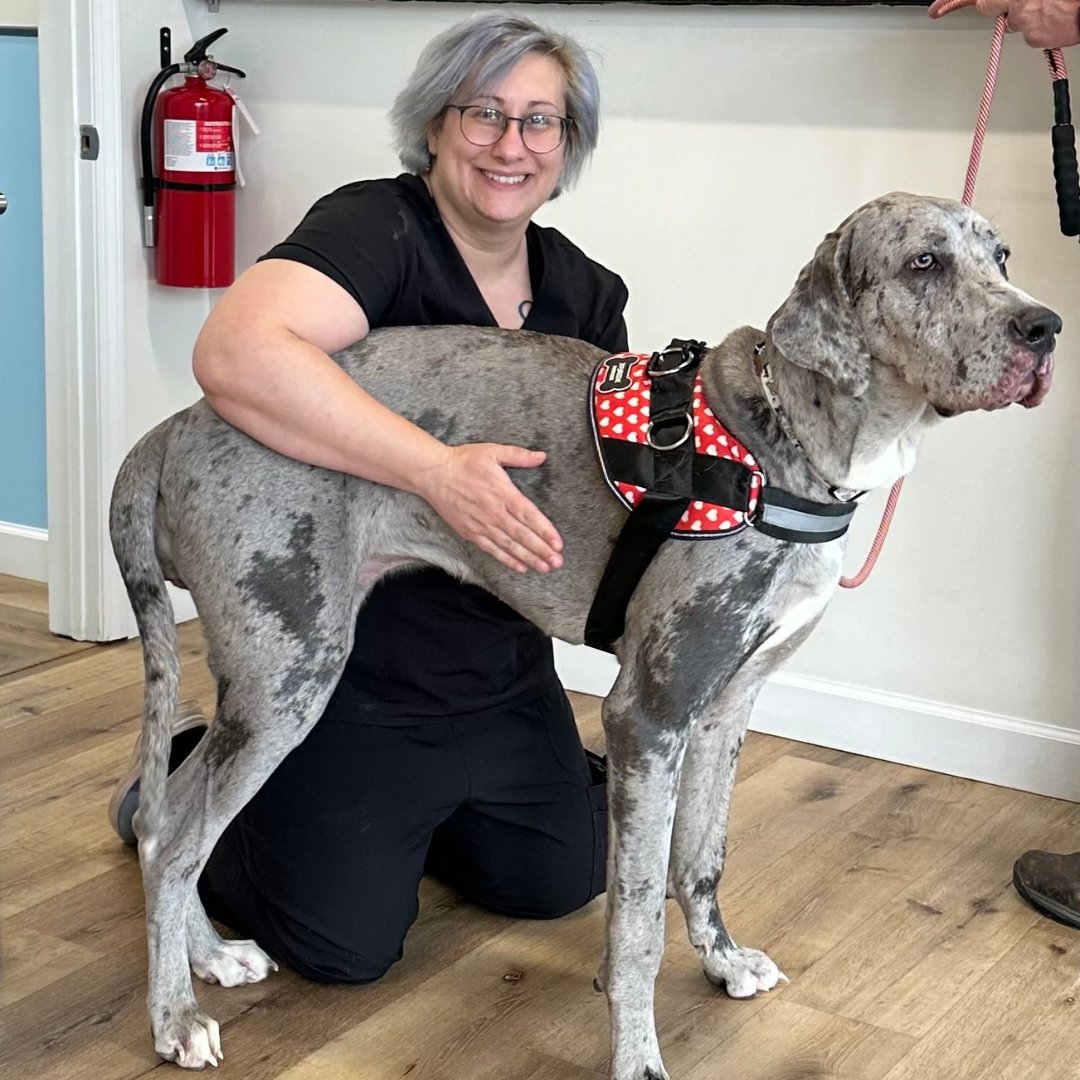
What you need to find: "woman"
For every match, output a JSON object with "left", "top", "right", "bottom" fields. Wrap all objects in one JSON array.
[{"left": 111, "top": 12, "right": 628, "bottom": 984}]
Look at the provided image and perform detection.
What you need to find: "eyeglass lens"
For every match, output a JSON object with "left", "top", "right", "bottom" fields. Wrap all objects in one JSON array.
[{"left": 458, "top": 106, "right": 567, "bottom": 153}]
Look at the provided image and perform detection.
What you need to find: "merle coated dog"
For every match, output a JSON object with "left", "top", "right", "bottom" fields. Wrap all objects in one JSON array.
[{"left": 110, "top": 193, "right": 1059, "bottom": 1077}]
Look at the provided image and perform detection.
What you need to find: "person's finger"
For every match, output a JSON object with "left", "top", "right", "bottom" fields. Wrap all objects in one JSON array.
[
  {"left": 489, "top": 525, "right": 551, "bottom": 573},
  {"left": 496, "top": 510, "right": 562, "bottom": 570},
  {"left": 973, "top": 0, "right": 1011, "bottom": 17},
  {"left": 504, "top": 501, "right": 563, "bottom": 565},
  {"left": 472, "top": 532, "right": 530, "bottom": 574},
  {"left": 493, "top": 444, "right": 547, "bottom": 470}
]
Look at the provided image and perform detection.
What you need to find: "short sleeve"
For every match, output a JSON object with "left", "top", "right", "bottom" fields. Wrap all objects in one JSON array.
[{"left": 259, "top": 180, "right": 418, "bottom": 326}]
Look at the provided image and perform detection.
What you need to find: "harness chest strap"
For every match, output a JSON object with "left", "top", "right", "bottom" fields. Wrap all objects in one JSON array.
[{"left": 584, "top": 340, "right": 859, "bottom": 653}]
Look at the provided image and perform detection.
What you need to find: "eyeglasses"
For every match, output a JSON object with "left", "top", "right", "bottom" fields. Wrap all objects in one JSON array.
[{"left": 447, "top": 105, "right": 572, "bottom": 155}]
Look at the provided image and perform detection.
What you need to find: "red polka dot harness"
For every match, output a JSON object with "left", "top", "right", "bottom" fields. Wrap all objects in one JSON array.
[
  {"left": 591, "top": 351, "right": 764, "bottom": 537},
  {"left": 584, "top": 339, "right": 860, "bottom": 653}
]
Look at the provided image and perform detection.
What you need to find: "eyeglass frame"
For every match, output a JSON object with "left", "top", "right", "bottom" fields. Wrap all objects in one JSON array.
[{"left": 444, "top": 104, "right": 574, "bottom": 154}]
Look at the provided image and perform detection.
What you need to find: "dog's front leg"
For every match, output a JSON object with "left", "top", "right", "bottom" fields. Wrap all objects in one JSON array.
[
  {"left": 668, "top": 664, "right": 786, "bottom": 998},
  {"left": 601, "top": 663, "right": 691, "bottom": 1080}
]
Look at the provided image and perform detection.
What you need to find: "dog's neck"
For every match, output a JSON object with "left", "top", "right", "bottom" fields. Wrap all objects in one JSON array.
[{"left": 700, "top": 326, "right": 940, "bottom": 500}]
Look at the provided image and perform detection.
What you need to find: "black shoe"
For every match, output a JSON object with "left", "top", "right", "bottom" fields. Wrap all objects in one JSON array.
[
  {"left": 585, "top": 749, "right": 607, "bottom": 786},
  {"left": 108, "top": 702, "right": 209, "bottom": 846},
  {"left": 1013, "top": 849, "right": 1080, "bottom": 930}
]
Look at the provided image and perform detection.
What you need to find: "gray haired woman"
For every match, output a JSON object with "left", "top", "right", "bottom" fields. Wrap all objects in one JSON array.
[{"left": 111, "top": 11, "right": 628, "bottom": 983}]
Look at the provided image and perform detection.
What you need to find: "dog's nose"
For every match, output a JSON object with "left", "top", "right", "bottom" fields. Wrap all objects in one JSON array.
[{"left": 1010, "top": 307, "right": 1063, "bottom": 355}]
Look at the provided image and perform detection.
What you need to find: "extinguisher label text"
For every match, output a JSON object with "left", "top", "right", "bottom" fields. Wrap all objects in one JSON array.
[{"left": 164, "top": 119, "right": 234, "bottom": 172}]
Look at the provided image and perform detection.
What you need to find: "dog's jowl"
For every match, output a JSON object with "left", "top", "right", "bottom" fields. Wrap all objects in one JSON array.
[{"left": 111, "top": 193, "right": 1059, "bottom": 1078}]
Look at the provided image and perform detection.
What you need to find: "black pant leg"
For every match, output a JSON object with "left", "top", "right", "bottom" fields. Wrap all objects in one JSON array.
[
  {"left": 199, "top": 695, "right": 467, "bottom": 984},
  {"left": 425, "top": 687, "right": 607, "bottom": 919}
]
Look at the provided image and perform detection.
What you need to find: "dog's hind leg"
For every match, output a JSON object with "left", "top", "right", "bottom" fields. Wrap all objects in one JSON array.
[
  {"left": 668, "top": 664, "right": 786, "bottom": 999},
  {"left": 600, "top": 655, "right": 693, "bottom": 1080},
  {"left": 140, "top": 567, "right": 359, "bottom": 1068}
]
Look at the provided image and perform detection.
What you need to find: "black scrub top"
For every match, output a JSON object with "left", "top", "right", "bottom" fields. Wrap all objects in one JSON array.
[{"left": 260, "top": 173, "right": 629, "bottom": 723}]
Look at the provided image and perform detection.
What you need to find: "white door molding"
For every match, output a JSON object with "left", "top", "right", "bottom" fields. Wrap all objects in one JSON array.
[{"left": 40, "top": 0, "right": 129, "bottom": 640}]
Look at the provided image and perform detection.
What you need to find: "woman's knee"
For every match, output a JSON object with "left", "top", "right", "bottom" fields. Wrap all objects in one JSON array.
[{"left": 286, "top": 942, "right": 402, "bottom": 985}]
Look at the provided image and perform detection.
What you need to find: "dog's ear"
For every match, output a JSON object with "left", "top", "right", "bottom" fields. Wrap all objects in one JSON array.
[{"left": 767, "top": 223, "right": 871, "bottom": 398}]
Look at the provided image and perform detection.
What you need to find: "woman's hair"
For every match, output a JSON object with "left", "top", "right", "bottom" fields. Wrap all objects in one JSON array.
[{"left": 388, "top": 11, "right": 601, "bottom": 197}]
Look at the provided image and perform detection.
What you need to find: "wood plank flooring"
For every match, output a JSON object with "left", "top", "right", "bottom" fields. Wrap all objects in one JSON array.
[{"left": 2, "top": 572, "right": 1079, "bottom": 1079}]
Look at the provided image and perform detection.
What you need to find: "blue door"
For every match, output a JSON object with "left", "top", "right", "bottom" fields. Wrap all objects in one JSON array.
[{"left": 0, "top": 30, "right": 46, "bottom": 530}]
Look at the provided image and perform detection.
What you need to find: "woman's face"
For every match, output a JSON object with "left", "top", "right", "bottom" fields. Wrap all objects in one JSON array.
[{"left": 426, "top": 51, "right": 568, "bottom": 235}]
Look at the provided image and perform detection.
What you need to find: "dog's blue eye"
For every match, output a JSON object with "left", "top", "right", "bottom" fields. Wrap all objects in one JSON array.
[
  {"left": 995, "top": 247, "right": 1010, "bottom": 266},
  {"left": 910, "top": 253, "right": 939, "bottom": 271}
]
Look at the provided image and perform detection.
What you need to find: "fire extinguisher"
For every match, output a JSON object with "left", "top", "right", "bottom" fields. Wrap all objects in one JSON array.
[{"left": 140, "top": 28, "right": 246, "bottom": 288}]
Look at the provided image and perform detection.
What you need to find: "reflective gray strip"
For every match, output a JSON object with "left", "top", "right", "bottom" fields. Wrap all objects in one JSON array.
[{"left": 757, "top": 503, "right": 856, "bottom": 534}]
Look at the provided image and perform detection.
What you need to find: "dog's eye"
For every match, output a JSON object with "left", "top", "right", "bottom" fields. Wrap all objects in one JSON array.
[
  {"left": 995, "top": 247, "right": 1010, "bottom": 267},
  {"left": 910, "top": 253, "right": 939, "bottom": 272}
]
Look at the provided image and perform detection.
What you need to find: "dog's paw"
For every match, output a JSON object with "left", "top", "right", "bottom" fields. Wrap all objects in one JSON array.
[
  {"left": 155, "top": 1005, "right": 222, "bottom": 1068},
  {"left": 703, "top": 944, "right": 787, "bottom": 998},
  {"left": 192, "top": 938, "right": 278, "bottom": 987}
]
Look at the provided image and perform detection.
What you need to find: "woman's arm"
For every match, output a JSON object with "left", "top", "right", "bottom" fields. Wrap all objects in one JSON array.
[{"left": 193, "top": 260, "right": 563, "bottom": 572}]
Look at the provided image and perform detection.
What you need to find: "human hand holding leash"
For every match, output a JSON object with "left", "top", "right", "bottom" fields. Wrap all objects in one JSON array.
[
  {"left": 930, "top": 0, "right": 1080, "bottom": 47},
  {"left": 422, "top": 442, "right": 564, "bottom": 574}
]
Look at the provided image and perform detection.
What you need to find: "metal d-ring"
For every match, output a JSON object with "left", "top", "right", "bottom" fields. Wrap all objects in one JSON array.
[
  {"left": 646, "top": 412, "right": 693, "bottom": 450},
  {"left": 646, "top": 346, "right": 696, "bottom": 378}
]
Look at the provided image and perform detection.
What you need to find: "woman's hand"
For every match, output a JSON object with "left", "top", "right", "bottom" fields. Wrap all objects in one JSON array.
[
  {"left": 930, "top": 0, "right": 1080, "bottom": 49},
  {"left": 418, "top": 443, "right": 564, "bottom": 574}
]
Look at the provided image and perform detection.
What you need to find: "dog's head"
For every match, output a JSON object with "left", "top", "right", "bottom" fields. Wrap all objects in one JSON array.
[{"left": 767, "top": 192, "right": 1059, "bottom": 414}]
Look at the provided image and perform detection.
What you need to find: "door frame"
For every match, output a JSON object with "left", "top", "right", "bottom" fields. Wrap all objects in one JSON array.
[{"left": 40, "top": 0, "right": 129, "bottom": 640}]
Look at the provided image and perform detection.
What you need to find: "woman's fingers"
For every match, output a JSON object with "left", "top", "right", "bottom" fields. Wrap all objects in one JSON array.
[{"left": 428, "top": 443, "right": 566, "bottom": 571}]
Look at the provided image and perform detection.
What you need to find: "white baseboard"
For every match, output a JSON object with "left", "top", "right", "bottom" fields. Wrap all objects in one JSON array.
[
  {"left": 0, "top": 521, "right": 48, "bottom": 583},
  {"left": 553, "top": 641, "right": 1080, "bottom": 802}
]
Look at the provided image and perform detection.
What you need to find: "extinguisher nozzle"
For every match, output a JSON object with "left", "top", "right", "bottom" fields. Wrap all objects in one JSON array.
[{"left": 142, "top": 205, "right": 156, "bottom": 248}]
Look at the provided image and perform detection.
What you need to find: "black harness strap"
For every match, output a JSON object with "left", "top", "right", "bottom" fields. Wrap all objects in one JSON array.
[{"left": 584, "top": 339, "right": 707, "bottom": 651}]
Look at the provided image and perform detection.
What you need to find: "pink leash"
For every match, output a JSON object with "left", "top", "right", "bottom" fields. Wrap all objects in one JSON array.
[{"left": 840, "top": 8, "right": 1068, "bottom": 588}]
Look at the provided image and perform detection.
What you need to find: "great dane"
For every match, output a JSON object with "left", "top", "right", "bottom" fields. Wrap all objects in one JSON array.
[{"left": 110, "top": 193, "right": 1059, "bottom": 1077}]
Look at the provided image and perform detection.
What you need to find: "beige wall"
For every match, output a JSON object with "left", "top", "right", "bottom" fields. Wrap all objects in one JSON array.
[
  {"left": 119, "top": 2, "right": 1080, "bottom": 731},
  {"left": 0, "top": 0, "right": 36, "bottom": 28}
]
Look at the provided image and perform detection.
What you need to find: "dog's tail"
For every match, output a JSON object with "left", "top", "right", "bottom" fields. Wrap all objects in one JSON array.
[{"left": 109, "top": 422, "right": 178, "bottom": 857}]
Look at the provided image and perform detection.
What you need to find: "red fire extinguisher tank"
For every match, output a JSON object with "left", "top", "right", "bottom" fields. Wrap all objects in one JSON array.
[{"left": 154, "top": 74, "right": 236, "bottom": 288}]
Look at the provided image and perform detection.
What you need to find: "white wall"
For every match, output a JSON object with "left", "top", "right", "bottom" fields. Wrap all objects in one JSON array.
[{"left": 114, "top": 3, "right": 1080, "bottom": 786}]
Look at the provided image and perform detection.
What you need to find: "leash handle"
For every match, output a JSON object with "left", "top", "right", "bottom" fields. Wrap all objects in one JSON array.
[{"left": 1050, "top": 68, "right": 1080, "bottom": 235}]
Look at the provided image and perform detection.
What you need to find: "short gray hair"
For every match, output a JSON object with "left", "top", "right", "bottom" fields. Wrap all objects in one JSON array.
[{"left": 389, "top": 11, "right": 601, "bottom": 197}]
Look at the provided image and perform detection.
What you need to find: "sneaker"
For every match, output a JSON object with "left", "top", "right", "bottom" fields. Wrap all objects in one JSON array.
[
  {"left": 108, "top": 700, "right": 209, "bottom": 846},
  {"left": 1012, "top": 849, "right": 1080, "bottom": 930}
]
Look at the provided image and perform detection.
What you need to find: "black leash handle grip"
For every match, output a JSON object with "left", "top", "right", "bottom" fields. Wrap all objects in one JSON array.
[
  {"left": 1053, "top": 124, "right": 1080, "bottom": 236},
  {"left": 1052, "top": 79, "right": 1080, "bottom": 237}
]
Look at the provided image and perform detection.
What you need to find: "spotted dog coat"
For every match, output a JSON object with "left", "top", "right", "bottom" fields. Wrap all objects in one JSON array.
[{"left": 111, "top": 193, "right": 1059, "bottom": 1078}]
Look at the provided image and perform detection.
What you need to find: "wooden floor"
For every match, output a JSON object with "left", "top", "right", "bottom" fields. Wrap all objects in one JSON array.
[{"left": 3, "top": 571, "right": 1080, "bottom": 1079}]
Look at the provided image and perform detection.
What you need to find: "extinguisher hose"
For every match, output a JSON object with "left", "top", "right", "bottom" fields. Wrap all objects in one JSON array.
[{"left": 140, "top": 63, "right": 182, "bottom": 244}]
